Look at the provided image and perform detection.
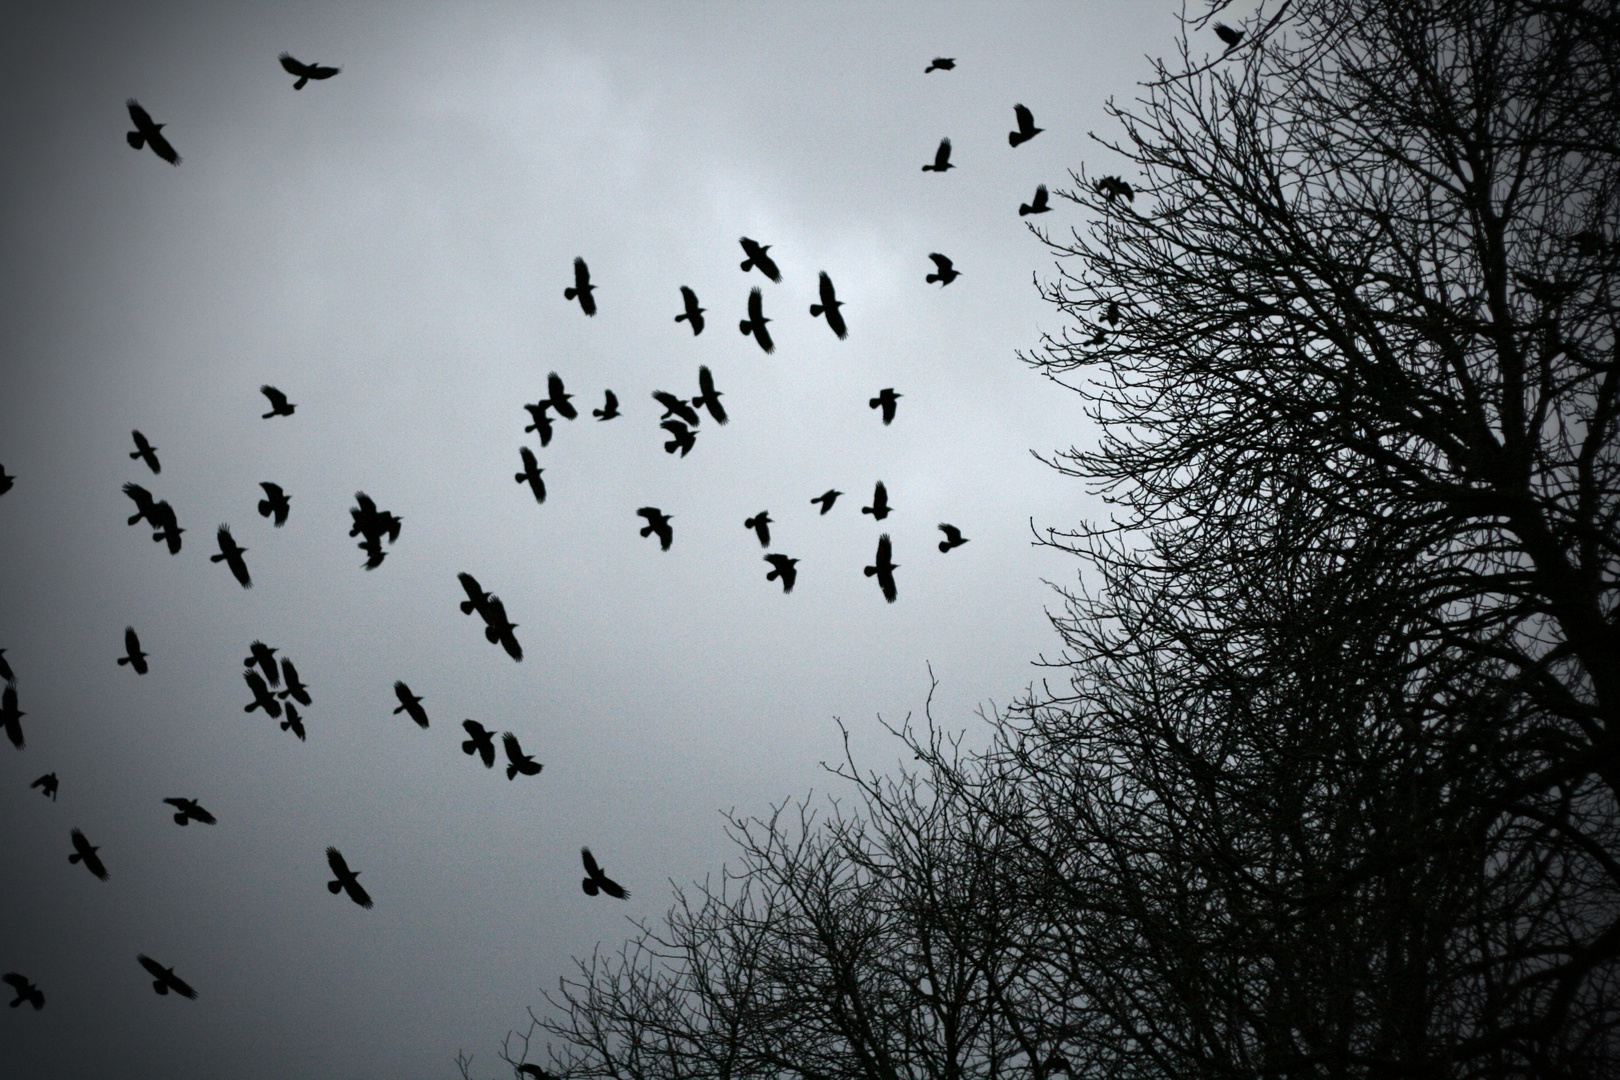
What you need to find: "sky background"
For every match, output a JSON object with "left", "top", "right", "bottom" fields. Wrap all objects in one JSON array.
[{"left": 0, "top": 3, "right": 1189, "bottom": 1077}]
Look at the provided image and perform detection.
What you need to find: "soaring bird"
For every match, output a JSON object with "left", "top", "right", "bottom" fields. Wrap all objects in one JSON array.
[
  {"left": 502, "top": 732, "right": 543, "bottom": 780},
  {"left": 482, "top": 596, "right": 524, "bottom": 662},
  {"left": 738, "top": 237, "right": 781, "bottom": 282},
  {"left": 869, "top": 388, "right": 902, "bottom": 425},
  {"left": 745, "top": 512, "right": 772, "bottom": 547},
  {"left": 523, "top": 402, "right": 554, "bottom": 447},
  {"left": 31, "top": 773, "right": 57, "bottom": 801},
  {"left": 279, "top": 657, "right": 312, "bottom": 706},
  {"left": 1214, "top": 22, "right": 1244, "bottom": 47},
  {"left": 653, "top": 391, "right": 701, "bottom": 427},
  {"left": 861, "top": 481, "right": 893, "bottom": 521},
  {"left": 692, "top": 366, "right": 728, "bottom": 424},
  {"left": 118, "top": 627, "right": 149, "bottom": 675},
  {"left": 244, "top": 641, "right": 280, "bottom": 685},
  {"left": 458, "top": 572, "right": 495, "bottom": 621},
  {"left": 810, "top": 272, "right": 848, "bottom": 339},
  {"left": 581, "top": 847, "right": 630, "bottom": 899},
  {"left": 1094, "top": 175, "right": 1134, "bottom": 203},
  {"left": 592, "top": 390, "right": 620, "bottom": 421},
  {"left": 515, "top": 446, "right": 547, "bottom": 504},
  {"left": 461, "top": 719, "right": 496, "bottom": 768},
  {"left": 564, "top": 257, "right": 597, "bottom": 316},
  {"left": 865, "top": 534, "right": 899, "bottom": 603},
  {"left": 637, "top": 507, "right": 673, "bottom": 550},
  {"left": 661, "top": 420, "right": 697, "bottom": 457},
  {"left": 69, "top": 828, "right": 109, "bottom": 881},
  {"left": 938, "top": 523, "right": 969, "bottom": 552},
  {"left": 149, "top": 501, "right": 184, "bottom": 554},
  {"left": 1008, "top": 103, "right": 1043, "bottom": 147},
  {"left": 675, "top": 286, "right": 706, "bottom": 334},
  {"left": 258, "top": 482, "right": 291, "bottom": 526},
  {"left": 280, "top": 702, "right": 307, "bottom": 741},
  {"left": 326, "top": 847, "right": 373, "bottom": 908},
  {"left": 124, "top": 482, "right": 157, "bottom": 526},
  {"left": 278, "top": 52, "right": 341, "bottom": 89},
  {"left": 163, "top": 797, "right": 216, "bottom": 826},
  {"left": 243, "top": 670, "right": 283, "bottom": 719},
  {"left": 393, "top": 682, "right": 429, "bottom": 729},
  {"left": 921, "top": 138, "right": 955, "bottom": 173},
  {"left": 125, "top": 100, "right": 180, "bottom": 165},
  {"left": 810, "top": 489, "right": 842, "bottom": 515},
  {"left": 924, "top": 57, "right": 956, "bottom": 72},
  {"left": 764, "top": 553, "right": 799, "bottom": 593},
  {"left": 739, "top": 287, "right": 775, "bottom": 354},
  {"left": 1019, "top": 184, "right": 1051, "bottom": 216},
  {"left": 926, "top": 253, "right": 959, "bottom": 286},
  {"left": 137, "top": 955, "right": 197, "bottom": 999},
  {"left": 349, "top": 492, "right": 402, "bottom": 544},
  {"left": 130, "top": 430, "right": 161, "bottom": 474},
  {"left": 259, "top": 385, "right": 296, "bottom": 418},
  {"left": 3, "top": 681, "right": 24, "bottom": 749},
  {"left": 3, "top": 973, "right": 43, "bottom": 1011},
  {"left": 547, "top": 371, "right": 578, "bottom": 420}
]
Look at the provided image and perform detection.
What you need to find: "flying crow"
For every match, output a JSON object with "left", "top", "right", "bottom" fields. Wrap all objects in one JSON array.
[
  {"left": 279, "top": 52, "right": 341, "bottom": 89},
  {"left": 1214, "top": 22, "right": 1244, "bottom": 47},
  {"left": 515, "top": 446, "right": 547, "bottom": 504},
  {"left": 482, "top": 596, "right": 524, "bottom": 661},
  {"left": 738, "top": 237, "right": 781, "bottom": 282},
  {"left": 124, "top": 482, "right": 157, "bottom": 526},
  {"left": 130, "top": 430, "right": 161, "bottom": 473},
  {"left": 30, "top": 773, "right": 57, "bottom": 801},
  {"left": 393, "top": 682, "right": 429, "bottom": 729},
  {"left": 592, "top": 390, "right": 620, "bottom": 421},
  {"left": 637, "top": 507, "right": 673, "bottom": 551},
  {"left": 692, "top": 366, "right": 728, "bottom": 424},
  {"left": 924, "top": 57, "right": 956, "bottom": 72},
  {"left": 125, "top": 100, "right": 180, "bottom": 165},
  {"left": 502, "top": 732, "right": 543, "bottom": 779},
  {"left": 1019, "top": 184, "right": 1050, "bottom": 216},
  {"left": 547, "top": 371, "right": 578, "bottom": 420},
  {"left": 118, "top": 627, "right": 149, "bottom": 675},
  {"left": 675, "top": 286, "right": 706, "bottom": 334},
  {"left": 865, "top": 533, "right": 899, "bottom": 603},
  {"left": 3, "top": 973, "right": 43, "bottom": 1011},
  {"left": 259, "top": 385, "right": 296, "bottom": 418},
  {"left": 564, "top": 257, "right": 597, "bottom": 316},
  {"left": 938, "top": 523, "right": 969, "bottom": 552},
  {"left": 461, "top": 719, "right": 496, "bottom": 768},
  {"left": 149, "top": 501, "right": 184, "bottom": 554},
  {"left": 326, "top": 847, "right": 373, "bottom": 908},
  {"left": 280, "top": 702, "right": 306, "bottom": 741},
  {"left": 1008, "top": 103, "right": 1043, "bottom": 147},
  {"left": 69, "top": 828, "right": 109, "bottom": 881},
  {"left": 243, "top": 670, "right": 282, "bottom": 718},
  {"left": 0, "top": 465, "right": 11, "bottom": 497},
  {"left": 244, "top": 641, "right": 279, "bottom": 685},
  {"left": 764, "top": 553, "right": 799, "bottom": 593},
  {"left": 3, "top": 682, "right": 24, "bottom": 749},
  {"left": 279, "top": 657, "right": 312, "bottom": 706},
  {"left": 926, "top": 253, "right": 959, "bottom": 286},
  {"left": 921, "top": 138, "right": 955, "bottom": 172},
  {"left": 740, "top": 287, "right": 775, "bottom": 353},
  {"left": 745, "top": 512, "right": 772, "bottom": 547},
  {"left": 137, "top": 955, "right": 197, "bottom": 999},
  {"left": 1094, "top": 176, "right": 1134, "bottom": 203},
  {"left": 862, "top": 481, "right": 892, "bottom": 521},
  {"left": 522, "top": 402, "right": 555, "bottom": 448},
  {"left": 457, "top": 572, "right": 495, "bottom": 620},
  {"left": 652, "top": 391, "right": 701, "bottom": 427},
  {"left": 661, "top": 420, "right": 697, "bottom": 457},
  {"left": 581, "top": 847, "right": 630, "bottom": 899},
  {"left": 869, "top": 388, "right": 901, "bottom": 425},
  {"left": 258, "top": 482, "right": 290, "bottom": 526},
  {"left": 810, "top": 489, "right": 842, "bottom": 515},
  {"left": 163, "top": 797, "right": 216, "bottom": 826},
  {"left": 1103, "top": 300, "right": 1120, "bottom": 326},
  {"left": 810, "top": 272, "right": 847, "bottom": 339}
]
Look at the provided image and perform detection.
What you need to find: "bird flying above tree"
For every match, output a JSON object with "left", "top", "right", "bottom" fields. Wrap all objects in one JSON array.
[
  {"left": 326, "top": 847, "right": 373, "bottom": 908},
  {"left": 515, "top": 446, "right": 547, "bottom": 504},
  {"left": 129, "top": 430, "right": 160, "bottom": 474},
  {"left": 3, "top": 972, "right": 43, "bottom": 1011},
  {"left": 564, "top": 257, "right": 597, "bottom": 316},
  {"left": 68, "top": 828, "right": 109, "bottom": 881},
  {"left": 921, "top": 137, "right": 955, "bottom": 173},
  {"left": 162, "top": 797, "right": 216, "bottom": 826},
  {"left": 738, "top": 237, "right": 781, "bottom": 282},
  {"left": 278, "top": 52, "right": 341, "bottom": 89},
  {"left": 740, "top": 287, "right": 775, "bottom": 353},
  {"left": 502, "top": 732, "right": 543, "bottom": 780},
  {"left": 118, "top": 627, "right": 149, "bottom": 675},
  {"left": 1008, "top": 103, "right": 1043, "bottom": 147},
  {"left": 926, "top": 252, "right": 959, "bottom": 286},
  {"left": 692, "top": 366, "right": 728, "bottom": 424},
  {"left": 869, "top": 388, "right": 902, "bottom": 425},
  {"left": 259, "top": 385, "right": 296, "bottom": 418},
  {"left": 675, "top": 286, "right": 706, "bottom": 334},
  {"left": 865, "top": 534, "right": 899, "bottom": 603},
  {"left": 393, "top": 682, "right": 429, "bottom": 729},
  {"left": 258, "top": 482, "right": 291, "bottom": 526},
  {"left": 581, "top": 847, "right": 630, "bottom": 899},
  {"left": 461, "top": 719, "right": 496, "bottom": 768},
  {"left": 637, "top": 507, "right": 673, "bottom": 551},
  {"left": 125, "top": 100, "right": 180, "bottom": 165},
  {"left": 764, "top": 553, "right": 799, "bottom": 594},
  {"left": 810, "top": 272, "right": 848, "bottom": 339},
  {"left": 137, "top": 955, "right": 197, "bottom": 999}
]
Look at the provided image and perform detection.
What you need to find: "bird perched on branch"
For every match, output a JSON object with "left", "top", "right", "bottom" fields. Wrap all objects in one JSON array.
[
  {"left": 259, "top": 385, "right": 296, "bottom": 418},
  {"left": 926, "top": 252, "right": 959, "bottom": 286},
  {"left": 581, "top": 847, "right": 629, "bottom": 899},
  {"left": 163, "top": 797, "right": 216, "bottom": 826},
  {"left": 924, "top": 57, "right": 955, "bottom": 73},
  {"left": 922, "top": 138, "right": 955, "bottom": 173},
  {"left": 738, "top": 237, "right": 781, "bottom": 282},
  {"left": 257, "top": 482, "right": 291, "bottom": 526},
  {"left": 637, "top": 507, "right": 673, "bottom": 551},
  {"left": 1019, "top": 184, "right": 1051, "bottom": 216},
  {"left": 691, "top": 366, "right": 728, "bottom": 424},
  {"left": 938, "top": 523, "right": 969, "bottom": 552},
  {"left": 502, "top": 732, "right": 543, "bottom": 780},
  {"left": 326, "top": 847, "right": 373, "bottom": 908},
  {"left": 764, "top": 553, "right": 799, "bottom": 594},
  {"left": 129, "top": 430, "right": 160, "bottom": 474},
  {"left": 865, "top": 534, "right": 899, "bottom": 603},
  {"left": 125, "top": 100, "right": 180, "bottom": 165},
  {"left": 3, "top": 973, "right": 43, "bottom": 1010},
  {"left": 515, "top": 446, "right": 547, "bottom": 504},
  {"left": 118, "top": 627, "right": 149, "bottom": 675},
  {"left": 393, "top": 682, "right": 429, "bottom": 729},
  {"left": 869, "top": 388, "right": 901, "bottom": 425},
  {"left": 745, "top": 512, "right": 772, "bottom": 547},
  {"left": 739, "top": 287, "right": 775, "bottom": 353},
  {"left": 675, "top": 286, "right": 706, "bottom": 334},
  {"left": 137, "top": 955, "right": 197, "bottom": 999},
  {"left": 810, "top": 489, "right": 843, "bottom": 515},
  {"left": 278, "top": 52, "right": 340, "bottom": 89},
  {"left": 1008, "top": 103, "right": 1043, "bottom": 147},
  {"left": 461, "top": 720, "right": 496, "bottom": 768},
  {"left": 69, "top": 828, "right": 109, "bottom": 880},
  {"left": 862, "top": 481, "right": 893, "bottom": 521},
  {"left": 810, "top": 272, "right": 848, "bottom": 339},
  {"left": 564, "top": 257, "right": 597, "bottom": 316}
]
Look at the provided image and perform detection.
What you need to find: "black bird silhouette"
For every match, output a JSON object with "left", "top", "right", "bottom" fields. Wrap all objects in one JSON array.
[
  {"left": 592, "top": 390, "right": 620, "bottom": 421},
  {"left": 810, "top": 272, "right": 848, "bottom": 339},
  {"left": 1008, "top": 103, "right": 1044, "bottom": 147},
  {"left": 244, "top": 641, "right": 279, "bottom": 685},
  {"left": 523, "top": 401, "right": 555, "bottom": 447},
  {"left": 125, "top": 100, "right": 180, "bottom": 165},
  {"left": 653, "top": 391, "right": 702, "bottom": 427},
  {"left": 1043, "top": 1053, "right": 1072, "bottom": 1076},
  {"left": 869, "top": 388, "right": 902, "bottom": 425},
  {"left": 564, "top": 257, "right": 597, "bottom": 316},
  {"left": 118, "top": 627, "right": 149, "bottom": 675},
  {"left": 278, "top": 658, "right": 312, "bottom": 706},
  {"left": 69, "top": 828, "right": 109, "bottom": 881},
  {"left": 691, "top": 366, "right": 728, "bottom": 424},
  {"left": 163, "top": 797, "right": 216, "bottom": 826},
  {"left": 738, "top": 237, "right": 781, "bottom": 282},
  {"left": 137, "top": 955, "right": 197, "bottom": 999},
  {"left": 921, "top": 137, "right": 955, "bottom": 173},
  {"left": 2, "top": 682, "right": 23, "bottom": 749},
  {"left": 745, "top": 512, "right": 772, "bottom": 547},
  {"left": 280, "top": 701, "right": 307, "bottom": 741},
  {"left": 257, "top": 482, "right": 290, "bottom": 526},
  {"left": 130, "top": 430, "right": 161, "bottom": 474},
  {"left": 458, "top": 572, "right": 495, "bottom": 621},
  {"left": 637, "top": 507, "right": 673, "bottom": 550},
  {"left": 461, "top": 719, "right": 496, "bottom": 768},
  {"left": 1103, "top": 300, "right": 1120, "bottom": 326},
  {"left": 326, "top": 847, "right": 373, "bottom": 908},
  {"left": 1019, "top": 184, "right": 1051, "bottom": 216},
  {"left": 393, "top": 682, "right": 429, "bottom": 729},
  {"left": 149, "top": 500, "right": 184, "bottom": 553},
  {"left": 3, "top": 973, "right": 43, "bottom": 1011},
  {"left": 865, "top": 533, "right": 899, "bottom": 603},
  {"left": 516, "top": 1067, "right": 554, "bottom": 1080},
  {"left": 357, "top": 535, "right": 386, "bottom": 570},
  {"left": 661, "top": 420, "right": 697, "bottom": 457},
  {"left": 740, "top": 287, "right": 775, "bottom": 353},
  {"left": 1094, "top": 175, "right": 1134, "bottom": 203},
  {"left": 1085, "top": 327, "right": 1107, "bottom": 347},
  {"left": 924, "top": 57, "right": 956, "bottom": 72},
  {"left": 810, "top": 489, "right": 842, "bottom": 515},
  {"left": 675, "top": 286, "right": 706, "bottom": 334},
  {"left": 1214, "top": 22, "right": 1244, "bottom": 47},
  {"left": 243, "top": 670, "right": 283, "bottom": 718},
  {"left": 515, "top": 446, "right": 547, "bottom": 504},
  {"left": 862, "top": 481, "right": 893, "bottom": 521},
  {"left": 124, "top": 482, "right": 157, "bottom": 525},
  {"left": 0, "top": 465, "right": 11, "bottom": 496},
  {"left": 1571, "top": 229, "right": 1609, "bottom": 257},
  {"left": 547, "top": 371, "right": 578, "bottom": 420},
  {"left": 764, "top": 553, "right": 799, "bottom": 593},
  {"left": 938, "top": 523, "right": 969, "bottom": 552},
  {"left": 482, "top": 596, "right": 524, "bottom": 662},
  {"left": 926, "top": 252, "right": 959, "bottom": 286},
  {"left": 349, "top": 492, "right": 401, "bottom": 569},
  {"left": 31, "top": 773, "right": 57, "bottom": 801},
  {"left": 502, "top": 732, "right": 543, "bottom": 780},
  {"left": 259, "top": 385, "right": 296, "bottom": 418},
  {"left": 279, "top": 52, "right": 341, "bottom": 89},
  {"left": 0, "top": 649, "right": 10, "bottom": 682},
  {"left": 581, "top": 847, "right": 630, "bottom": 899}
]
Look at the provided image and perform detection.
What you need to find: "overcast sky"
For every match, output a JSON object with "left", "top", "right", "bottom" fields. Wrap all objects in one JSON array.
[{"left": 0, "top": 3, "right": 1188, "bottom": 1077}]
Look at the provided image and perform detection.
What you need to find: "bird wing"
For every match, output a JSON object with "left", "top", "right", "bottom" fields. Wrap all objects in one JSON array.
[
  {"left": 934, "top": 139, "right": 951, "bottom": 168},
  {"left": 137, "top": 954, "right": 167, "bottom": 979},
  {"left": 162, "top": 797, "right": 185, "bottom": 811},
  {"left": 127, "top": 99, "right": 154, "bottom": 128},
  {"left": 680, "top": 285, "right": 698, "bottom": 310},
  {"left": 260, "top": 385, "right": 287, "bottom": 408},
  {"left": 581, "top": 847, "right": 602, "bottom": 878},
  {"left": 462, "top": 718, "right": 485, "bottom": 738},
  {"left": 519, "top": 445, "right": 538, "bottom": 472},
  {"left": 748, "top": 287, "right": 764, "bottom": 322},
  {"left": 260, "top": 482, "right": 281, "bottom": 497},
  {"left": 326, "top": 846, "right": 349, "bottom": 876},
  {"left": 502, "top": 731, "right": 523, "bottom": 762},
  {"left": 877, "top": 533, "right": 892, "bottom": 564},
  {"left": 280, "top": 658, "right": 299, "bottom": 686},
  {"left": 125, "top": 626, "right": 139, "bottom": 653},
  {"left": 2, "top": 973, "right": 26, "bottom": 992},
  {"left": 573, "top": 257, "right": 590, "bottom": 289},
  {"left": 279, "top": 53, "right": 308, "bottom": 75},
  {"left": 345, "top": 878, "right": 374, "bottom": 909},
  {"left": 192, "top": 804, "right": 217, "bottom": 824},
  {"left": 310, "top": 64, "right": 340, "bottom": 79},
  {"left": 929, "top": 252, "right": 950, "bottom": 271},
  {"left": 166, "top": 969, "right": 199, "bottom": 999},
  {"left": 1014, "top": 103, "right": 1034, "bottom": 131}
]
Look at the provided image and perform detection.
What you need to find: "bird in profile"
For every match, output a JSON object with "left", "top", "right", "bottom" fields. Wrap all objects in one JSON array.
[
  {"left": 592, "top": 390, "right": 620, "bottom": 421},
  {"left": 244, "top": 641, "right": 280, "bottom": 685},
  {"left": 118, "top": 627, "right": 149, "bottom": 675},
  {"left": 502, "top": 732, "right": 543, "bottom": 780},
  {"left": 482, "top": 596, "right": 524, "bottom": 662},
  {"left": 661, "top": 420, "right": 697, "bottom": 457},
  {"left": 764, "top": 553, "right": 799, "bottom": 593},
  {"left": 129, "top": 430, "right": 161, "bottom": 474},
  {"left": 69, "top": 828, "right": 109, "bottom": 881},
  {"left": 740, "top": 287, "right": 775, "bottom": 353},
  {"left": 278, "top": 52, "right": 341, "bottom": 89},
  {"left": 810, "top": 489, "right": 842, "bottom": 515},
  {"left": 137, "top": 955, "right": 197, "bottom": 999},
  {"left": 691, "top": 366, "right": 728, "bottom": 424},
  {"left": 564, "top": 257, "right": 597, "bottom": 316},
  {"left": 1214, "top": 22, "right": 1244, "bottom": 47},
  {"left": 547, "top": 372, "right": 578, "bottom": 420},
  {"left": 3, "top": 682, "right": 24, "bottom": 749},
  {"left": 1019, "top": 184, "right": 1051, "bottom": 216},
  {"left": 675, "top": 286, "right": 706, "bottom": 334},
  {"left": 581, "top": 847, "right": 630, "bottom": 899},
  {"left": 921, "top": 138, "right": 955, "bottom": 173},
  {"left": 243, "top": 670, "right": 283, "bottom": 718},
  {"left": 393, "top": 682, "right": 429, "bottom": 729},
  {"left": 738, "top": 237, "right": 782, "bottom": 282},
  {"left": 515, "top": 446, "right": 547, "bottom": 504},
  {"left": 810, "top": 272, "right": 848, "bottom": 339},
  {"left": 257, "top": 482, "right": 291, "bottom": 526},
  {"left": 924, "top": 57, "right": 956, "bottom": 73},
  {"left": 458, "top": 572, "right": 495, "bottom": 620},
  {"left": 745, "top": 512, "right": 772, "bottom": 547},
  {"left": 280, "top": 701, "right": 307, "bottom": 741},
  {"left": 0, "top": 466, "right": 11, "bottom": 497},
  {"left": 125, "top": 100, "right": 180, "bottom": 165},
  {"left": 461, "top": 719, "right": 496, "bottom": 768},
  {"left": 926, "top": 252, "right": 959, "bottom": 286},
  {"left": 865, "top": 534, "right": 899, "bottom": 603},
  {"left": 279, "top": 658, "right": 312, "bottom": 706},
  {"left": 31, "top": 773, "right": 58, "bottom": 801},
  {"left": 326, "top": 847, "right": 373, "bottom": 908},
  {"left": 653, "top": 391, "right": 702, "bottom": 427},
  {"left": 163, "top": 797, "right": 217, "bottom": 826},
  {"left": 637, "top": 507, "right": 673, "bottom": 550},
  {"left": 149, "top": 500, "right": 184, "bottom": 554},
  {"left": 3, "top": 973, "right": 43, "bottom": 1011},
  {"left": 1008, "top": 103, "right": 1044, "bottom": 147},
  {"left": 259, "top": 385, "right": 296, "bottom": 418},
  {"left": 869, "top": 388, "right": 902, "bottom": 425},
  {"left": 523, "top": 402, "right": 554, "bottom": 447},
  {"left": 938, "top": 523, "right": 969, "bottom": 552},
  {"left": 861, "top": 481, "right": 893, "bottom": 521},
  {"left": 1094, "top": 175, "right": 1134, "bottom": 203}
]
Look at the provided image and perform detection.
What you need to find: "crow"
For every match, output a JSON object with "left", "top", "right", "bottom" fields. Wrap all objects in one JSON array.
[
  {"left": 921, "top": 138, "right": 955, "bottom": 173},
  {"left": 1019, "top": 184, "right": 1051, "bottom": 216},
  {"left": 581, "top": 847, "right": 630, "bottom": 899},
  {"left": 2, "top": 682, "right": 24, "bottom": 750},
  {"left": 592, "top": 390, "right": 620, "bottom": 421},
  {"left": 1043, "top": 1053, "right": 1072, "bottom": 1076},
  {"left": 1517, "top": 273, "right": 1580, "bottom": 307},
  {"left": 523, "top": 402, "right": 555, "bottom": 447},
  {"left": 244, "top": 641, "right": 280, "bottom": 685},
  {"left": 163, "top": 797, "right": 216, "bottom": 826},
  {"left": 30, "top": 773, "right": 57, "bottom": 801},
  {"left": 279, "top": 52, "right": 341, "bottom": 89},
  {"left": 149, "top": 501, "right": 184, "bottom": 554},
  {"left": 502, "top": 732, "right": 543, "bottom": 779},
  {"left": 869, "top": 388, "right": 901, "bottom": 425},
  {"left": 326, "top": 847, "right": 373, "bottom": 908},
  {"left": 1572, "top": 229, "right": 1610, "bottom": 258},
  {"left": 118, "top": 626, "right": 149, "bottom": 675},
  {"left": 279, "top": 657, "right": 312, "bottom": 706},
  {"left": 675, "top": 286, "right": 706, "bottom": 334},
  {"left": 393, "top": 681, "right": 429, "bottom": 729},
  {"left": 764, "top": 553, "right": 799, "bottom": 593},
  {"left": 661, "top": 420, "right": 697, "bottom": 457},
  {"left": 69, "top": 828, "right": 109, "bottom": 881},
  {"left": 358, "top": 535, "right": 386, "bottom": 571},
  {"left": 862, "top": 481, "right": 892, "bottom": 521},
  {"left": 0, "top": 650, "right": 10, "bottom": 682},
  {"left": 349, "top": 492, "right": 401, "bottom": 558},
  {"left": 125, "top": 100, "right": 180, "bottom": 165},
  {"left": 1094, "top": 176, "right": 1134, "bottom": 203},
  {"left": 1103, "top": 300, "right": 1120, "bottom": 326},
  {"left": 653, "top": 391, "right": 702, "bottom": 427},
  {"left": 281, "top": 701, "right": 307, "bottom": 741},
  {"left": 124, "top": 483, "right": 157, "bottom": 526},
  {"left": 1214, "top": 22, "right": 1244, "bottom": 47},
  {"left": 516, "top": 1066, "right": 553, "bottom": 1080},
  {"left": 258, "top": 482, "right": 291, "bottom": 526},
  {"left": 1086, "top": 328, "right": 1106, "bottom": 347},
  {"left": 810, "top": 271, "right": 848, "bottom": 339},
  {"left": 130, "top": 430, "right": 161, "bottom": 474},
  {"left": 3, "top": 973, "right": 43, "bottom": 1011},
  {"left": 810, "top": 489, "right": 842, "bottom": 515},
  {"left": 482, "top": 596, "right": 524, "bottom": 662},
  {"left": 461, "top": 719, "right": 496, "bottom": 768},
  {"left": 692, "top": 366, "right": 728, "bottom": 424},
  {"left": 926, "top": 252, "right": 959, "bottom": 286},
  {"left": 740, "top": 287, "right": 775, "bottom": 353},
  {"left": 547, "top": 371, "right": 578, "bottom": 420},
  {"left": 260, "top": 385, "right": 296, "bottom": 418},
  {"left": 865, "top": 533, "right": 899, "bottom": 603},
  {"left": 1008, "top": 103, "right": 1043, "bottom": 147},
  {"left": 457, "top": 572, "right": 495, "bottom": 620},
  {"left": 515, "top": 446, "right": 547, "bottom": 504},
  {"left": 137, "top": 955, "right": 197, "bottom": 999},
  {"left": 924, "top": 57, "right": 956, "bottom": 72},
  {"left": 637, "top": 507, "right": 673, "bottom": 550},
  {"left": 0, "top": 465, "right": 12, "bottom": 497},
  {"left": 243, "top": 670, "right": 282, "bottom": 719},
  {"left": 564, "top": 257, "right": 597, "bottom": 316},
  {"left": 938, "top": 523, "right": 969, "bottom": 552},
  {"left": 738, "top": 237, "right": 781, "bottom": 282},
  {"left": 745, "top": 512, "right": 772, "bottom": 547}
]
